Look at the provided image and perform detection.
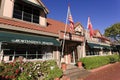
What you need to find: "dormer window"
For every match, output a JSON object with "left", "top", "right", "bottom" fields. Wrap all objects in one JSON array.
[
  {"left": 0, "top": 0, "right": 1, "bottom": 9},
  {"left": 13, "top": 1, "right": 40, "bottom": 24}
]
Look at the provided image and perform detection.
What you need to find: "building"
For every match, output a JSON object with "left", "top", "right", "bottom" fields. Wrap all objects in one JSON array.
[
  {"left": 0, "top": 0, "right": 60, "bottom": 62},
  {"left": 0, "top": 0, "right": 85, "bottom": 65},
  {"left": 0, "top": 0, "right": 112, "bottom": 66},
  {"left": 85, "top": 29, "right": 111, "bottom": 56}
]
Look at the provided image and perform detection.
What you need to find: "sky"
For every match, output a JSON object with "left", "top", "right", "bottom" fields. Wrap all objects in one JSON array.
[{"left": 42, "top": 0, "right": 120, "bottom": 34}]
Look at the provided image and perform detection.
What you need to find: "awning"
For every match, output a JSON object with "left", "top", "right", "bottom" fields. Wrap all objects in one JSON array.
[
  {"left": 101, "top": 45, "right": 111, "bottom": 49},
  {"left": 88, "top": 42, "right": 111, "bottom": 49},
  {"left": 87, "top": 43, "right": 102, "bottom": 49},
  {"left": 0, "top": 31, "right": 60, "bottom": 46}
]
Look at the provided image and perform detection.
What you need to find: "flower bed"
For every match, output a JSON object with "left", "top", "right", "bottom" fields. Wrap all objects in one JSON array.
[{"left": 0, "top": 59, "right": 63, "bottom": 80}]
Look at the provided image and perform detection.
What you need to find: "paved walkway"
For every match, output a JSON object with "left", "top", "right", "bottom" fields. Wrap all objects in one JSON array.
[{"left": 82, "top": 62, "right": 120, "bottom": 80}]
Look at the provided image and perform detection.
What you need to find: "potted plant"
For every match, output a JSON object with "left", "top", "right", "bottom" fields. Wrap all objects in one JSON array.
[
  {"left": 54, "top": 77, "right": 60, "bottom": 80},
  {"left": 61, "top": 62, "right": 67, "bottom": 71},
  {"left": 77, "top": 61, "right": 82, "bottom": 68}
]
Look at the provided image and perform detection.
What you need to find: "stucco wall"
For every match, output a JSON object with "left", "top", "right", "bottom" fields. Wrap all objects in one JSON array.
[
  {"left": 2, "top": 0, "right": 14, "bottom": 18},
  {"left": 40, "top": 16, "right": 46, "bottom": 26}
]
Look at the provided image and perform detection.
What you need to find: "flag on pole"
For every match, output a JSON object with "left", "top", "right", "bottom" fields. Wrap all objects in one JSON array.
[
  {"left": 87, "top": 17, "right": 94, "bottom": 38},
  {"left": 68, "top": 5, "right": 74, "bottom": 31}
]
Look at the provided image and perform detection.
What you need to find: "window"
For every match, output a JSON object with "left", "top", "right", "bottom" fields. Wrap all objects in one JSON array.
[
  {"left": 0, "top": 0, "right": 2, "bottom": 9},
  {"left": 13, "top": 1, "right": 40, "bottom": 24}
]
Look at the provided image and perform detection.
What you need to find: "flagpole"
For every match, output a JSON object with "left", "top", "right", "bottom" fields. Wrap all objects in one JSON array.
[{"left": 61, "top": 6, "right": 69, "bottom": 61}]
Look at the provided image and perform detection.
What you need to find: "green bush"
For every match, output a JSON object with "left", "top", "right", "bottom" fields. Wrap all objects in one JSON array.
[
  {"left": 79, "top": 54, "right": 119, "bottom": 70},
  {"left": 108, "top": 55, "right": 119, "bottom": 63}
]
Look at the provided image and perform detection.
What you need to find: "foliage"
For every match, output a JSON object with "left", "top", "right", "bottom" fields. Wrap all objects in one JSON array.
[
  {"left": 44, "top": 60, "right": 63, "bottom": 80},
  {"left": 0, "top": 65, "right": 4, "bottom": 73},
  {"left": 79, "top": 54, "right": 119, "bottom": 70},
  {"left": 0, "top": 60, "right": 63, "bottom": 80},
  {"left": 104, "top": 23, "right": 120, "bottom": 43},
  {"left": 107, "top": 55, "right": 119, "bottom": 63}
]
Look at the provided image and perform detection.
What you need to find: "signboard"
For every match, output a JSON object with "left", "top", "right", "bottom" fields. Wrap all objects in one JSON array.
[
  {"left": 59, "top": 31, "right": 84, "bottom": 42},
  {"left": 11, "top": 39, "right": 54, "bottom": 45}
]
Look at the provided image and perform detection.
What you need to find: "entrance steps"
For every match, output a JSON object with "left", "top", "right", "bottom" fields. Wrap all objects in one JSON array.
[{"left": 61, "top": 64, "right": 90, "bottom": 80}]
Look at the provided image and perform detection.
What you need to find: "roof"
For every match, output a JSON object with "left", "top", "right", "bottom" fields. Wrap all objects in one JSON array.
[
  {"left": 0, "top": 17, "right": 72, "bottom": 35},
  {"left": 93, "top": 30, "right": 110, "bottom": 41},
  {"left": 22, "top": 0, "right": 49, "bottom": 14}
]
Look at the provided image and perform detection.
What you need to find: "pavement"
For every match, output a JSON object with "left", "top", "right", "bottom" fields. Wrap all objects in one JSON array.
[{"left": 82, "top": 62, "right": 120, "bottom": 80}]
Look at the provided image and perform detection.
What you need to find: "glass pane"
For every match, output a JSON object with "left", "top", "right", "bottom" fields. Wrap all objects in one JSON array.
[
  {"left": 33, "top": 9, "right": 39, "bottom": 23},
  {"left": 33, "top": 15, "right": 39, "bottom": 23},
  {"left": 24, "top": 6, "right": 32, "bottom": 14},
  {"left": 0, "top": 0, "right": 1, "bottom": 9},
  {"left": 23, "top": 12, "right": 31, "bottom": 22},
  {"left": 13, "top": 9, "right": 22, "bottom": 19},
  {"left": 23, "top": 6, "right": 32, "bottom": 22},
  {"left": 13, "top": 3, "right": 22, "bottom": 19}
]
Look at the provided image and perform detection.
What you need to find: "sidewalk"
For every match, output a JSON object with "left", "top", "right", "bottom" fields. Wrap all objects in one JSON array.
[{"left": 83, "top": 62, "right": 120, "bottom": 80}]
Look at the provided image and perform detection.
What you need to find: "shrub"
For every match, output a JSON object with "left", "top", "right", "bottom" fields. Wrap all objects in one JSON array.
[
  {"left": 108, "top": 55, "right": 119, "bottom": 63},
  {"left": 79, "top": 54, "right": 119, "bottom": 70}
]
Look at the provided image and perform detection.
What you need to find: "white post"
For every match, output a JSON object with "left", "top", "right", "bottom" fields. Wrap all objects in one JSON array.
[{"left": 61, "top": 6, "right": 69, "bottom": 62}]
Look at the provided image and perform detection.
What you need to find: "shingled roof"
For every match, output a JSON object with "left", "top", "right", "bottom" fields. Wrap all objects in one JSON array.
[{"left": 0, "top": 17, "right": 72, "bottom": 35}]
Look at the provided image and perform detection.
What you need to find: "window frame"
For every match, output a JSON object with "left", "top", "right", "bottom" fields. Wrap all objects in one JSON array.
[
  {"left": 0, "top": 0, "right": 2, "bottom": 9},
  {"left": 13, "top": 1, "right": 40, "bottom": 24}
]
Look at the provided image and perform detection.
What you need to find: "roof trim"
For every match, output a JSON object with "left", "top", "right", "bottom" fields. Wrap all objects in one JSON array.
[{"left": 22, "top": 0, "right": 49, "bottom": 14}]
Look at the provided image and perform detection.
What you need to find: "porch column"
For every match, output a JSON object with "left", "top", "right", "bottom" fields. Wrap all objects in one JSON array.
[
  {"left": 53, "top": 48, "right": 60, "bottom": 66},
  {"left": 82, "top": 42, "right": 86, "bottom": 57},
  {"left": 107, "top": 50, "right": 112, "bottom": 55},
  {"left": 0, "top": 50, "right": 3, "bottom": 63},
  {"left": 99, "top": 48, "right": 103, "bottom": 55},
  {"left": 77, "top": 45, "right": 81, "bottom": 60},
  {"left": 0, "top": 42, "right": 3, "bottom": 63},
  {"left": 12, "top": 50, "right": 15, "bottom": 61}
]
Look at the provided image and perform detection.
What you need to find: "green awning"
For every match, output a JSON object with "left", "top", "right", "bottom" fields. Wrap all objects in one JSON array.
[
  {"left": 100, "top": 45, "right": 111, "bottom": 49},
  {"left": 87, "top": 43, "right": 102, "bottom": 49},
  {"left": 0, "top": 31, "right": 60, "bottom": 46}
]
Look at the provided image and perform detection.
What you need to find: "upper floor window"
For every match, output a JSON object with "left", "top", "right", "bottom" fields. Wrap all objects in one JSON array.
[
  {"left": 13, "top": 1, "right": 39, "bottom": 24},
  {"left": 0, "top": 0, "right": 1, "bottom": 9}
]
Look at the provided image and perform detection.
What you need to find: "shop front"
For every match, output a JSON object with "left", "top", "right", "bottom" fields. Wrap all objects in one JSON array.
[
  {"left": 0, "top": 31, "right": 60, "bottom": 62},
  {"left": 59, "top": 31, "right": 84, "bottom": 64},
  {"left": 86, "top": 42, "right": 111, "bottom": 56}
]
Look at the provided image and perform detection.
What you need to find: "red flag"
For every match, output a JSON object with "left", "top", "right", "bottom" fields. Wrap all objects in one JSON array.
[
  {"left": 68, "top": 5, "right": 74, "bottom": 31},
  {"left": 87, "top": 17, "right": 94, "bottom": 38}
]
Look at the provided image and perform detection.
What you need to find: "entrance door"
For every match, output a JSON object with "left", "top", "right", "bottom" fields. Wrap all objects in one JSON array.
[
  {"left": 64, "top": 42, "right": 78, "bottom": 64},
  {"left": 70, "top": 46, "right": 78, "bottom": 64},
  {"left": 71, "top": 50, "right": 75, "bottom": 64}
]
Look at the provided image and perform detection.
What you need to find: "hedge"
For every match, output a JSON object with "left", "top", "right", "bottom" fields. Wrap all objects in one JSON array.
[{"left": 79, "top": 54, "right": 119, "bottom": 70}]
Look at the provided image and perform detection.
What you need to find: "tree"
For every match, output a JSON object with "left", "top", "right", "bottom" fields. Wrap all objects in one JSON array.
[
  {"left": 104, "top": 23, "right": 120, "bottom": 44},
  {"left": 104, "top": 23, "right": 120, "bottom": 59}
]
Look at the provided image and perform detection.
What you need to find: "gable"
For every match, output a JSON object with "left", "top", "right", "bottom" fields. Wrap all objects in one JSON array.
[
  {"left": 94, "top": 30, "right": 102, "bottom": 37},
  {"left": 75, "top": 23, "right": 83, "bottom": 32}
]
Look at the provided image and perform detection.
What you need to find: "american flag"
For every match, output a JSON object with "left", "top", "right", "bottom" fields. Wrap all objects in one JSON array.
[
  {"left": 87, "top": 17, "right": 94, "bottom": 38},
  {"left": 68, "top": 5, "right": 74, "bottom": 31}
]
